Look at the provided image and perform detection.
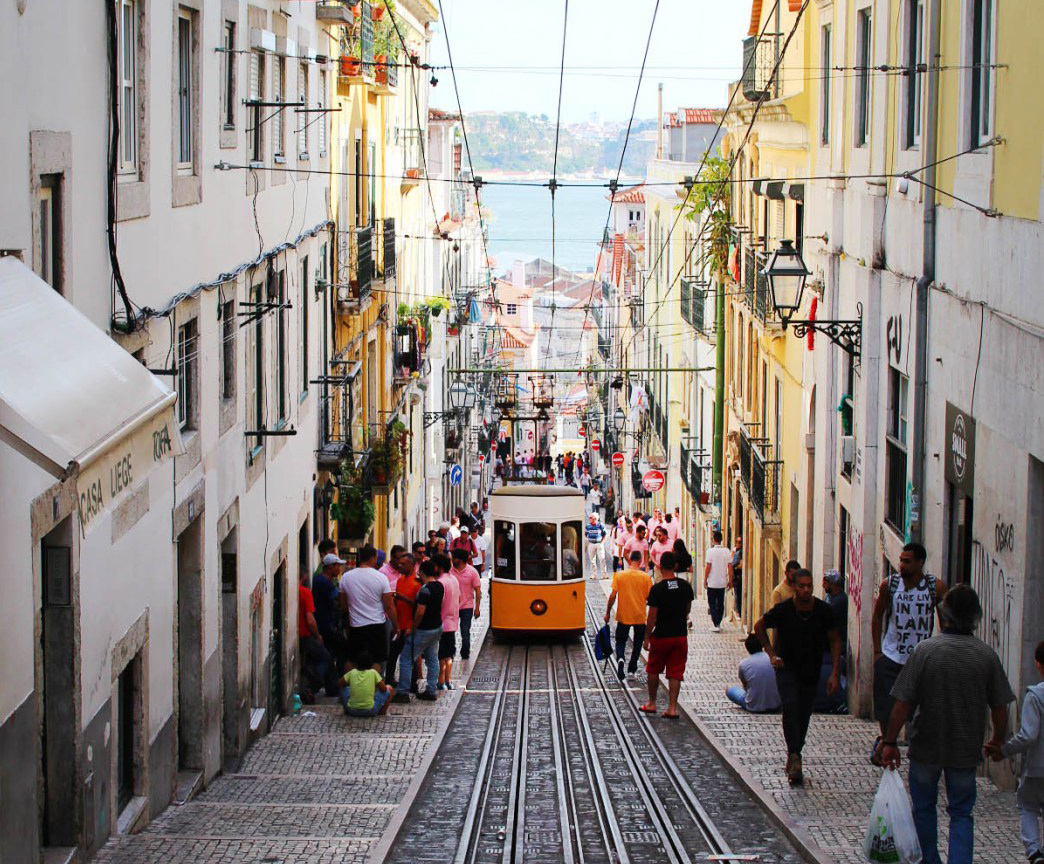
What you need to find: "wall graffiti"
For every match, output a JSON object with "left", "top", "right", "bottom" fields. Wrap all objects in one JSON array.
[
  {"left": 994, "top": 521, "right": 1015, "bottom": 554},
  {"left": 886, "top": 314, "right": 903, "bottom": 366},
  {"left": 971, "top": 539, "right": 1017, "bottom": 676},
  {"left": 847, "top": 529, "right": 864, "bottom": 618}
]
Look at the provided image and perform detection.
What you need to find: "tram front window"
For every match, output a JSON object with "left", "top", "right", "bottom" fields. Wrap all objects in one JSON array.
[
  {"left": 561, "top": 520, "right": 582, "bottom": 578},
  {"left": 494, "top": 520, "right": 516, "bottom": 579},
  {"left": 519, "top": 521, "right": 557, "bottom": 581}
]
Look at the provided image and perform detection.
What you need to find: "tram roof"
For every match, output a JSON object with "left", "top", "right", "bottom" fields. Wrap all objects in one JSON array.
[{"left": 491, "top": 485, "right": 584, "bottom": 498}]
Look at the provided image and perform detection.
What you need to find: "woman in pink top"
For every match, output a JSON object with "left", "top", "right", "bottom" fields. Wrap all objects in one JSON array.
[
  {"left": 649, "top": 526, "right": 674, "bottom": 582},
  {"left": 449, "top": 548, "right": 482, "bottom": 660},
  {"left": 436, "top": 558, "right": 461, "bottom": 690}
]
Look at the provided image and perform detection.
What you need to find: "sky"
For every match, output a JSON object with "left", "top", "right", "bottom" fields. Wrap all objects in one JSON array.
[{"left": 427, "top": 0, "right": 751, "bottom": 124}]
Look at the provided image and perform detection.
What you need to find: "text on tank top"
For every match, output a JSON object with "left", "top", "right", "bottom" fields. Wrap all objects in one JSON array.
[{"left": 881, "top": 573, "right": 937, "bottom": 664}]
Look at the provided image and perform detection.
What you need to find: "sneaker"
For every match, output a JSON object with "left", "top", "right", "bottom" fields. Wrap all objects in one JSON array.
[
  {"left": 391, "top": 692, "right": 412, "bottom": 705},
  {"left": 1029, "top": 852, "right": 1044, "bottom": 864},
  {"left": 417, "top": 690, "right": 437, "bottom": 701},
  {"left": 616, "top": 660, "right": 625, "bottom": 682},
  {"left": 444, "top": 682, "right": 455, "bottom": 691},
  {"left": 711, "top": 625, "right": 721, "bottom": 633}
]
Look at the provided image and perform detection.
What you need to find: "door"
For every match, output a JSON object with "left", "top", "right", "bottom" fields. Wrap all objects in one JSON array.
[
  {"left": 177, "top": 516, "right": 204, "bottom": 771},
  {"left": 269, "top": 562, "right": 286, "bottom": 718},
  {"left": 220, "top": 530, "right": 240, "bottom": 769}
]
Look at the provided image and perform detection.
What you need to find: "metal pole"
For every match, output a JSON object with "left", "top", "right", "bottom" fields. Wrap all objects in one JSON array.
[
  {"left": 713, "top": 280, "right": 726, "bottom": 504},
  {"left": 449, "top": 366, "right": 716, "bottom": 374}
]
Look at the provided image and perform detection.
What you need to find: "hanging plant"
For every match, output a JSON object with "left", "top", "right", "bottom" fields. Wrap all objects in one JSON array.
[{"left": 331, "top": 463, "right": 375, "bottom": 538}]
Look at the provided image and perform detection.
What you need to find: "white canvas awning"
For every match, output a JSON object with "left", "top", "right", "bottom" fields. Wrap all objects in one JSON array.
[{"left": 0, "top": 257, "right": 183, "bottom": 532}]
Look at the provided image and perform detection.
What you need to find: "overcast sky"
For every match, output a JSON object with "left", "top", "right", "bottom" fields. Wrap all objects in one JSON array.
[{"left": 427, "top": 0, "right": 751, "bottom": 124}]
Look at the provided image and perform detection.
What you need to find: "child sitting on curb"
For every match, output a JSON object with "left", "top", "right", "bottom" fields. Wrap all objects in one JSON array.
[{"left": 341, "top": 652, "right": 394, "bottom": 717}]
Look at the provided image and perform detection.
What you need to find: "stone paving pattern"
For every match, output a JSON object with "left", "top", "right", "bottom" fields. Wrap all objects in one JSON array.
[
  {"left": 591, "top": 577, "right": 1024, "bottom": 864},
  {"left": 94, "top": 599, "right": 489, "bottom": 864}
]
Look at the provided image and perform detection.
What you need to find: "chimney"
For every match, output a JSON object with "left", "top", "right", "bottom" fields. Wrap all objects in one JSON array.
[
  {"left": 656, "top": 83, "right": 663, "bottom": 160},
  {"left": 512, "top": 260, "right": 525, "bottom": 292}
]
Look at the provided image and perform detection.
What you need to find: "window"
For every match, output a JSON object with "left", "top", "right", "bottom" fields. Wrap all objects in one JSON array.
[
  {"left": 297, "top": 62, "right": 309, "bottom": 157},
  {"left": 519, "top": 521, "right": 557, "bottom": 581},
  {"left": 299, "top": 256, "right": 309, "bottom": 395},
  {"left": 820, "top": 24, "right": 831, "bottom": 145},
  {"left": 885, "top": 367, "right": 909, "bottom": 531},
  {"left": 176, "top": 9, "right": 193, "bottom": 167},
  {"left": 561, "top": 520, "right": 583, "bottom": 578},
  {"left": 318, "top": 71, "right": 327, "bottom": 156},
  {"left": 176, "top": 319, "right": 199, "bottom": 430},
  {"left": 506, "top": 303, "right": 517, "bottom": 315},
  {"left": 493, "top": 520, "right": 516, "bottom": 579},
  {"left": 118, "top": 0, "right": 138, "bottom": 173},
  {"left": 970, "top": 0, "right": 994, "bottom": 146},
  {"left": 220, "top": 299, "right": 235, "bottom": 401},
  {"left": 354, "top": 138, "right": 363, "bottom": 226},
  {"left": 856, "top": 8, "right": 872, "bottom": 147},
  {"left": 276, "top": 271, "right": 287, "bottom": 422},
  {"left": 37, "top": 175, "right": 62, "bottom": 294},
  {"left": 246, "top": 282, "right": 265, "bottom": 436},
  {"left": 248, "top": 50, "right": 264, "bottom": 163},
  {"left": 903, "top": 0, "right": 924, "bottom": 148},
  {"left": 222, "top": 22, "right": 236, "bottom": 129},
  {"left": 273, "top": 57, "right": 285, "bottom": 159}
]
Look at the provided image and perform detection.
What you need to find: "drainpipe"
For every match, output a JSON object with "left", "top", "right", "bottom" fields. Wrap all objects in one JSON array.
[
  {"left": 911, "top": 0, "right": 941, "bottom": 542},
  {"left": 656, "top": 84, "right": 664, "bottom": 160},
  {"left": 713, "top": 269, "right": 726, "bottom": 509}
]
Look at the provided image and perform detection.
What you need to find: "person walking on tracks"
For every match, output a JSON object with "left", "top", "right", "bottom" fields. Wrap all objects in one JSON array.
[
  {"left": 585, "top": 512, "right": 608, "bottom": 579},
  {"left": 754, "top": 568, "right": 841, "bottom": 785},
  {"left": 605, "top": 549, "right": 653, "bottom": 681},
  {"left": 641, "top": 552, "right": 694, "bottom": 719}
]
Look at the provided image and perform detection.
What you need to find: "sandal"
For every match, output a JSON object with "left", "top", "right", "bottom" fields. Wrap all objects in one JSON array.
[
  {"left": 661, "top": 712, "right": 680, "bottom": 719},
  {"left": 639, "top": 703, "right": 658, "bottom": 714}
]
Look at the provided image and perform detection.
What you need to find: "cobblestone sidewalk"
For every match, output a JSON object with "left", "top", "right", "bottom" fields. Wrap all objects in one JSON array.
[
  {"left": 590, "top": 578, "right": 1023, "bottom": 864},
  {"left": 94, "top": 602, "right": 489, "bottom": 864}
]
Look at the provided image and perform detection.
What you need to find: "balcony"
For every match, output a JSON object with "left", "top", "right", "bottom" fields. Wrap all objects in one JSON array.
[
  {"left": 400, "top": 127, "right": 424, "bottom": 184},
  {"left": 631, "top": 462, "right": 652, "bottom": 500},
  {"left": 377, "top": 217, "right": 396, "bottom": 281},
  {"left": 316, "top": 1, "right": 354, "bottom": 24},
  {"left": 741, "top": 35, "right": 778, "bottom": 103},
  {"left": 680, "top": 277, "right": 709, "bottom": 334},
  {"left": 680, "top": 437, "right": 710, "bottom": 507},
  {"left": 337, "top": 225, "right": 374, "bottom": 312},
  {"left": 335, "top": 2, "right": 375, "bottom": 85},
  {"left": 738, "top": 425, "right": 781, "bottom": 525}
]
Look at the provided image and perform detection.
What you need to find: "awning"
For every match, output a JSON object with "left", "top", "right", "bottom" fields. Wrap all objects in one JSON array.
[
  {"left": 752, "top": 178, "right": 804, "bottom": 202},
  {"left": 0, "top": 257, "right": 183, "bottom": 533}
]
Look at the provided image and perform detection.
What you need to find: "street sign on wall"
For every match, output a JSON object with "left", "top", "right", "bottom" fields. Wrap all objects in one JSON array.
[
  {"left": 612, "top": 452, "right": 625, "bottom": 467},
  {"left": 642, "top": 469, "right": 665, "bottom": 493},
  {"left": 578, "top": 425, "right": 586, "bottom": 437},
  {"left": 449, "top": 464, "right": 463, "bottom": 486},
  {"left": 591, "top": 440, "right": 601, "bottom": 451}
]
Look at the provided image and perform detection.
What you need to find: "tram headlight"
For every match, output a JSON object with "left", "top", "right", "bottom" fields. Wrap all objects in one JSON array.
[{"left": 530, "top": 599, "right": 548, "bottom": 616}]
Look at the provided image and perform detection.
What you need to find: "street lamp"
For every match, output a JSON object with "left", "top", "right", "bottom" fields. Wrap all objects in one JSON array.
[
  {"left": 764, "top": 239, "right": 863, "bottom": 359},
  {"left": 448, "top": 380, "right": 476, "bottom": 411},
  {"left": 613, "top": 407, "right": 626, "bottom": 433}
]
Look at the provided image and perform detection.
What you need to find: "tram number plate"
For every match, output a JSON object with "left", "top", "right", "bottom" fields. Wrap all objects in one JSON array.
[{"left": 622, "top": 831, "right": 663, "bottom": 844}]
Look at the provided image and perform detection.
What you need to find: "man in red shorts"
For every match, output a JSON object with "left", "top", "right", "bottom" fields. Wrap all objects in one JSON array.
[{"left": 642, "top": 551, "right": 694, "bottom": 718}]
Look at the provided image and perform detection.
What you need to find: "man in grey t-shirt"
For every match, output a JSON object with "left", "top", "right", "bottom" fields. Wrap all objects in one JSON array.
[{"left": 880, "top": 584, "right": 1014, "bottom": 864}]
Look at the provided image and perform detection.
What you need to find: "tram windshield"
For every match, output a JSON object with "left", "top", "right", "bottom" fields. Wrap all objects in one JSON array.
[
  {"left": 561, "top": 520, "right": 582, "bottom": 578},
  {"left": 493, "top": 520, "right": 516, "bottom": 580},
  {"left": 519, "top": 521, "right": 557, "bottom": 581}
]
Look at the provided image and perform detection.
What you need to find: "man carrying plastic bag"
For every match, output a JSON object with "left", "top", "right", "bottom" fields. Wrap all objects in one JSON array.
[{"left": 865, "top": 768, "right": 921, "bottom": 863}]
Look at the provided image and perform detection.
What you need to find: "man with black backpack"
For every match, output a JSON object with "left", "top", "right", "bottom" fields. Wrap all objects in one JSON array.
[{"left": 869, "top": 542, "right": 947, "bottom": 764}]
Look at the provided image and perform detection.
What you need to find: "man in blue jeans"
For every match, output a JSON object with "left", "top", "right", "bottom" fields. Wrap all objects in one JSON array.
[
  {"left": 393, "top": 559, "right": 444, "bottom": 702},
  {"left": 880, "top": 584, "right": 1014, "bottom": 864}
]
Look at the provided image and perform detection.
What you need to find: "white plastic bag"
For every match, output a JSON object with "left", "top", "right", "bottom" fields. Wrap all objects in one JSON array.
[{"left": 864, "top": 768, "right": 922, "bottom": 864}]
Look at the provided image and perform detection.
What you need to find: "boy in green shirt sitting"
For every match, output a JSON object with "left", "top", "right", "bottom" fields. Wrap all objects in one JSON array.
[{"left": 340, "top": 652, "right": 394, "bottom": 717}]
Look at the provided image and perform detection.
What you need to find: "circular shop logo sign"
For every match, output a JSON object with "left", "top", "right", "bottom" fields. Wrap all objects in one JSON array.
[{"left": 951, "top": 414, "right": 968, "bottom": 481}]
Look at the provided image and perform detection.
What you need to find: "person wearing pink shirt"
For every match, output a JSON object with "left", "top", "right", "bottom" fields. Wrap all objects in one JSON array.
[
  {"left": 623, "top": 524, "right": 650, "bottom": 573},
  {"left": 435, "top": 554, "right": 461, "bottom": 690},
  {"left": 649, "top": 526, "right": 674, "bottom": 582},
  {"left": 450, "top": 548, "right": 482, "bottom": 660},
  {"left": 664, "top": 512, "right": 680, "bottom": 544},
  {"left": 611, "top": 517, "right": 629, "bottom": 572},
  {"left": 379, "top": 545, "right": 404, "bottom": 591},
  {"left": 647, "top": 508, "right": 663, "bottom": 537}
]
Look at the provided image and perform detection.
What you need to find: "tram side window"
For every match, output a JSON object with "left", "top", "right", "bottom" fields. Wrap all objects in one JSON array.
[
  {"left": 519, "top": 521, "right": 558, "bottom": 581},
  {"left": 561, "top": 520, "right": 582, "bottom": 578},
  {"left": 494, "top": 520, "right": 516, "bottom": 580}
]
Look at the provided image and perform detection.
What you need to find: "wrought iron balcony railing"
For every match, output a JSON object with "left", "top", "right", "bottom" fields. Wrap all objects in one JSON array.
[
  {"left": 741, "top": 35, "right": 778, "bottom": 103},
  {"left": 337, "top": 225, "right": 374, "bottom": 307}
]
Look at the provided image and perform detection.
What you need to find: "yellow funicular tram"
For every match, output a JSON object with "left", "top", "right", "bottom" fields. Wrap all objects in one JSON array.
[{"left": 489, "top": 485, "right": 587, "bottom": 638}]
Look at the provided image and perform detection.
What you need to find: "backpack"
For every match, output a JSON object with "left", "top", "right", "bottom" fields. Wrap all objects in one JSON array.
[{"left": 593, "top": 624, "right": 613, "bottom": 661}]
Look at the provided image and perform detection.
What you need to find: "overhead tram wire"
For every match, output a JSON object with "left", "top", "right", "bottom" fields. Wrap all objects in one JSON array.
[
  {"left": 543, "top": 0, "right": 571, "bottom": 365},
  {"left": 622, "top": 0, "right": 814, "bottom": 366}
]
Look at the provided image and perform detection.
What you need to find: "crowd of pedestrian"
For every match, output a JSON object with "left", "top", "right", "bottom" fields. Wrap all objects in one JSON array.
[{"left": 298, "top": 503, "right": 490, "bottom": 715}]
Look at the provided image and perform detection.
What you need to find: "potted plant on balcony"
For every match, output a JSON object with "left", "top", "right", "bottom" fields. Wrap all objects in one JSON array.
[
  {"left": 372, "top": 2, "right": 400, "bottom": 84},
  {"left": 340, "top": 26, "right": 362, "bottom": 76},
  {"left": 331, "top": 467, "right": 375, "bottom": 540},
  {"left": 426, "top": 296, "right": 451, "bottom": 318}
]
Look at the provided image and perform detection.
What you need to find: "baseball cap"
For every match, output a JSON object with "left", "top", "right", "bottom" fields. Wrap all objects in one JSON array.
[
  {"left": 460, "top": 526, "right": 470, "bottom": 533},
  {"left": 823, "top": 568, "right": 843, "bottom": 587},
  {"left": 322, "top": 552, "right": 346, "bottom": 566}
]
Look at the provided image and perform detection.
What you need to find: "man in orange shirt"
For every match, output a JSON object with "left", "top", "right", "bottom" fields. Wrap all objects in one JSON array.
[
  {"left": 604, "top": 549, "right": 653, "bottom": 681},
  {"left": 388, "top": 553, "right": 420, "bottom": 688}
]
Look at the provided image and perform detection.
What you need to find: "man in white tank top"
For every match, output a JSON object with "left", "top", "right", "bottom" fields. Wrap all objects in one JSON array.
[{"left": 870, "top": 542, "right": 947, "bottom": 758}]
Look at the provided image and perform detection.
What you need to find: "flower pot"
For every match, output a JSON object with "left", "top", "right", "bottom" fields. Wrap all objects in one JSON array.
[
  {"left": 430, "top": 305, "right": 442, "bottom": 317},
  {"left": 371, "top": 5, "right": 385, "bottom": 19},
  {"left": 341, "top": 56, "right": 362, "bottom": 76},
  {"left": 375, "top": 53, "right": 388, "bottom": 84}
]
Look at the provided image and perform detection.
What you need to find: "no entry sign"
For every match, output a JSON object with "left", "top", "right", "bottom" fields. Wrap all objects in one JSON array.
[
  {"left": 612, "top": 452, "right": 625, "bottom": 467},
  {"left": 642, "top": 469, "right": 666, "bottom": 493},
  {"left": 591, "top": 440, "right": 601, "bottom": 451},
  {"left": 578, "top": 425, "right": 586, "bottom": 437}
]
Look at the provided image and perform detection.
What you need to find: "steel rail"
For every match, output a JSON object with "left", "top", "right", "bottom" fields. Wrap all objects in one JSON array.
[
  {"left": 568, "top": 635, "right": 693, "bottom": 864},
  {"left": 545, "top": 649, "right": 580, "bottom": 864},
  {"left": 454, "top": 646, "right": 515, "bottom": 864},
  {"left": 503, "top": 646, "right": 530, "bottom": 864},
  {"left": 581, "top": 594, "right": 736, "bottom": 860}
]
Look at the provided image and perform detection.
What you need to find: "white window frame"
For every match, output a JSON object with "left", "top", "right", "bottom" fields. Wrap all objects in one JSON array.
[
  {"left": 176, "top": 318, "right": 199, "bottom": 430},
  {"left": 297, "top": 62, "right": 310, "bottom": 159},
  {"left": 318, "top": 70, "right": 327, "bottom": 157},
  {"left": 820, "top": 23, "right": 831, "bottom": 146},
  {"left": 248, "top": 50, "right": 264, "bottom": 165},
  {"left": 969, "top": 0, "right": 995, "bottom": 148},
  {"left": 506, "top": 303, "right": 518, "bottom": 315},
  {"left": 176, "top": 8, "right": 194, "bottom": 169},
  {"left": 118, "top": 0, "right": 138, "bottom": 175},
  {"left": 273, "top": 56, "right": 286, "bottom": 161},
  {"left": 855, "top": 7, "right": 872, "bottom": 148},
  {"left": 221, "top": 21, "right": 236, "bottom": 130},
  {"left": 903, "top": 0, "right": 925, "bottom": 150},
  {"left": 38, "top": 180, "right": 61, "bottom": 293}
]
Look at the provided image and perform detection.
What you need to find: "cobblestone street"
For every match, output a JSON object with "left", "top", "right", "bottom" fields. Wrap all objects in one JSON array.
[
  {"left": 590, "top": 577, "right": 1025, "bottom": 864},
  {"left": 93, "top": 612, "right": 489, "bottom": 864}
]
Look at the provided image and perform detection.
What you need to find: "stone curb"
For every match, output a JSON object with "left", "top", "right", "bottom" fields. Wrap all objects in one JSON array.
[{"left": 366, "top": 611, "right": 489, "bottom": 864}]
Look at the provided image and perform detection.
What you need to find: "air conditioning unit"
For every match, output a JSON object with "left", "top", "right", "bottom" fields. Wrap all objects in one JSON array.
[
  {"left": 275, "top": 36, "right": 296, "bottom": 57},
  {"left": 840, "top": 435, "right": 856, "bottom": 465},
  {"left": 250, "top": 28, "right": 276, "bottom": 53}
]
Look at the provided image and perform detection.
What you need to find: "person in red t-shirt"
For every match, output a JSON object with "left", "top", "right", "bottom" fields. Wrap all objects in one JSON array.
[
  {"left": 388, "top": 553, "right": 421, "bottom": 688},
  {"left": 450, "top": 525, "right": 478, "bottom": 561},
  {"left": 298, "top": 569, "right": 333, "bottom": 696}
]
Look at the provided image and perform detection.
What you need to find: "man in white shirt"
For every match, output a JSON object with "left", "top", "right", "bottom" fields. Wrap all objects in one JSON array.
[
  {"left": 703, "top": 530, "right": 733, "bottom": 632},
  {"left": 472, "top": 521, "right": 490, "bottom": 576},
  {"left": 339, "top": 545, "right": 398, "bottom": 672}
]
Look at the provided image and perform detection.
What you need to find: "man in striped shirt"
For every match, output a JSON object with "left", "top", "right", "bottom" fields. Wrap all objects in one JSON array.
[{"left": 584, "top": 513, "right": 608, "bottom": 579}]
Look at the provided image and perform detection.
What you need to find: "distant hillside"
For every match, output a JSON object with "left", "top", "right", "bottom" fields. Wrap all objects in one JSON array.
[{"left": 464, "top": 112, "right": 657, "bottom": 176}]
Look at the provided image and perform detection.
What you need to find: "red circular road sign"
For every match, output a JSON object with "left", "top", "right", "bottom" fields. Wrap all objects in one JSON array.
[
  {"left": 591, "top": 439, "right": 601, "bottom": 451},
  {"left": 578, "top": 425, "right": 586, "bottom": 437},
  {"left": 612, "top": 452, "right": 625, "bottom": 467},
  {"left": 642, "top": 469, "right": 666, "bottom": 492}
]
